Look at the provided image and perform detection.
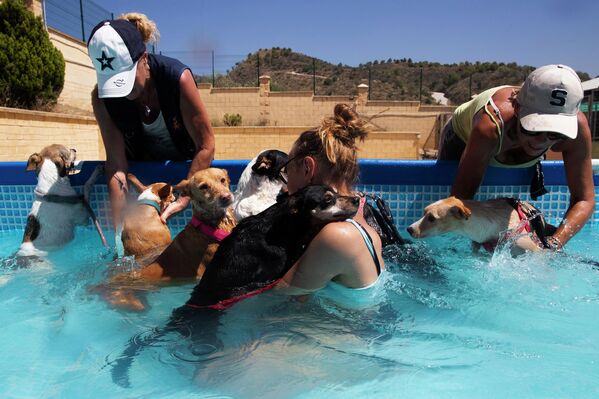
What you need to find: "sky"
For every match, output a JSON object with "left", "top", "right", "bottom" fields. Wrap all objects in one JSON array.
[{"left": 91, "top": 0, "right": 599, "bottom": 78}]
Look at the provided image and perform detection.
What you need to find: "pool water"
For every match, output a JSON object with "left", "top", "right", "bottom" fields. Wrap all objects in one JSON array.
[{"left": 1, "top": 226, "right": 598, "bottom": 398}]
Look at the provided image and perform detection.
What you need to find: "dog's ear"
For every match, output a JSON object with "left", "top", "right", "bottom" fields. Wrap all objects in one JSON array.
[
  {"left": 56, "top": 147, "right": 76, "bottom": 177},
  {"left": 286, "top": 194, "right": 303, "bottom": 214},
  {"left": 157, "top": 184, "right": 172, "bottom": 200},
  {"left": 173, "top": 179, "right": 190, "bottom": 197},
  {"left": 450, "top": 203, "right": 471, "bottom": 220},
  {"left": 25, "top": 153, "right": 42, "bottom": 172},
  {"left": 127, "top": 173, "right": 147, "bottom": 193}
]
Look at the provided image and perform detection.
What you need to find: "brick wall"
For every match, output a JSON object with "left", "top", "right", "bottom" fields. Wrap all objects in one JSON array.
[
  {"left": 213, "top": 127, "right": 420, "bottom": 159},
  {"left": 49, "top": 29, "right": 96, "bottom": 114},
  {"left": 0, "top": 108, "right": 420, "bottom": 161},
  {"left": 0, "top": 107, "right": 104, "bottom": 161}
]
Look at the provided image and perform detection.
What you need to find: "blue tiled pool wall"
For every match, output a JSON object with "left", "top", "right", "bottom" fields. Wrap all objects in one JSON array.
[
  {"left": 0, "top": 183, "right": 591, "bottom": 233},
  {"left": 1, "top": 160, "right": 598, "bottom": 232}
]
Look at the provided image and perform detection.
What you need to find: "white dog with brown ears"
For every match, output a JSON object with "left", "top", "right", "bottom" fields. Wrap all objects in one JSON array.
[
  {"left": 17, "top": 144, "right": 104, "bottom": 258},
  {"left": 407, "top": 196, "right": 557, "bottom": 255}
]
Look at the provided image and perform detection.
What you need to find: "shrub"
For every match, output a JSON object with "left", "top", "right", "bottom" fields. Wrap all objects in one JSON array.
[
  {"left": 0, "top": 0, "right": 65, "bottom": 109},
  {"left": 223, "top": 113, "right": 242, "bottom": 126}
]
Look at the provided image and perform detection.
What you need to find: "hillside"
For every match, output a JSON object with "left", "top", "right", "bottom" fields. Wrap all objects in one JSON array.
[{"left": 196, "top": 48, "right": 591, "bottom": 105}]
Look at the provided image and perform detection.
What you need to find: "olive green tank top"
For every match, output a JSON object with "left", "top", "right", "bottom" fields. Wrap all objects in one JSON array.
[{"left": 451, "top": 85, "right": 541, "bottom": 168}]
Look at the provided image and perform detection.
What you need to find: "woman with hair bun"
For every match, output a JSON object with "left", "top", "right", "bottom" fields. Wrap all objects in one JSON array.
[
  {"left": 87, "top": 13, "right": 215, "bottom": 229},
  {"left": 278, "top": 104, "right": 385, "bottom": 293}
]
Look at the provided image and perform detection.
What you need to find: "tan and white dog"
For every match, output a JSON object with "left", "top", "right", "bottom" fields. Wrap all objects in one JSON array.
[
  {"left": 407, "top": 196, "right": 553, "bottom": 254},
  {"left": 17, "top": 144, "right": 103, "bottom": 257},
  {"left": 120, "top": 173, "right": 175, "bottom": 266}
]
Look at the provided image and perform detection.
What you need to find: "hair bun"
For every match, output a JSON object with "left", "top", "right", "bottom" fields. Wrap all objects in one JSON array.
[
  {"left": 331, "top": 103, "right": 368, "bottom": 143},
  {"left": 119, "top": 12, "right": 160, "bottom": 44}
]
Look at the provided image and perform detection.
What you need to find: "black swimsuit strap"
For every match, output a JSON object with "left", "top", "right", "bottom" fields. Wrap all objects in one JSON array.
[{"left": 350, "top": 220, "right": 382, "bottom": 276}]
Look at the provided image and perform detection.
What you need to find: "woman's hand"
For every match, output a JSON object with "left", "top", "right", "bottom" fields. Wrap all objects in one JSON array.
[{"left": 160, "top": 195, "right": 190, "bottom": 224}]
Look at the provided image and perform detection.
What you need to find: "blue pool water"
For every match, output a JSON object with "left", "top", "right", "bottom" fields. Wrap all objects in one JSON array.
[{"left": 1, "top": 225, "right": 598, "bottom": 398}]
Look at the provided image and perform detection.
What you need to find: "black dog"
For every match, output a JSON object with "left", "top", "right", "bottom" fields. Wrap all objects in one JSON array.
[{"left": 110, "top": 185, "right": 360, "bottom": 387}]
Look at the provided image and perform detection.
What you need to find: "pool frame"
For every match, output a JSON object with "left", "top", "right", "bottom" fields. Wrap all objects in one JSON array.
[{"left": 0, "top": 160, "right": 598, "bottom": 232}]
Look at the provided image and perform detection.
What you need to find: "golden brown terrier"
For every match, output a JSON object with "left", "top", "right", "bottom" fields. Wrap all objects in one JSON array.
[{"left": 99, "top": 168, "right": 237, "bottom": 311}]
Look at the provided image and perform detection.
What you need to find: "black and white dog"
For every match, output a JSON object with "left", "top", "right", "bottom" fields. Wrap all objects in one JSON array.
[
  {"left": 232, "top": 149, "right": 288, "bottom": 221},
  {"left": 16, "top": 144, "right": 104, "bottom": 258},
  {"left": 110, "top": 185, "right": 360, "bottom": 387}
]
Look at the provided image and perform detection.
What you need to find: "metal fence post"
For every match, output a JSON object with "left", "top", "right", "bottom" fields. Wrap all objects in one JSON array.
[
  {"left": 41, "top": 0, "right": 47, "bottom": 31},
  {"left": 419, "top": 67, "right": 423, "bottom": 103},
  {"left": 212, "top": 50, "right": 215, "bottom": 87},
  {"left": 256, "top": 53, "right": 260, "bottom": 87},
  {"left": 312, "top": 57, "right": 316, "bottom": 95},
  {"left": 79, "top": 0, "right": 85, "bottom": 42},
  {"left": 368, "top": 67, "right": 371, "bottom": 100},
  {"left": 469, "top": 74, "right": 472, "bottom": 99}
]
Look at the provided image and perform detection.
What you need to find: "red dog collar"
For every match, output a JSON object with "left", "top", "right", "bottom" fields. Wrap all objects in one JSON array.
[{"left": 191, "top": 215, "right": 231, "bottom": 242}]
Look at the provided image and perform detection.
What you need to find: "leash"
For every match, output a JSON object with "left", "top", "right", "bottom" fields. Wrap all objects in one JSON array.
[
  {"left": 190, "top": 215, "right": 231, "bottom": 242},
  {"left": 186, "top": 278, "right": 282, "bottom": 310},
  {"left": 35, "top": 192, "right": 108, "bottom": 247}
]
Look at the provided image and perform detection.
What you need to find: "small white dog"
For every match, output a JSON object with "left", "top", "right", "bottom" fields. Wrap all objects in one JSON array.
[
  {"left": 232, "top": 149, "right": 288, "bottom": 221},
  {"left": 17, "top": 144, "right": 104, "bottom": 257},
  {"left": 407, "top": 196, "right": 555, "bottom": 254}
]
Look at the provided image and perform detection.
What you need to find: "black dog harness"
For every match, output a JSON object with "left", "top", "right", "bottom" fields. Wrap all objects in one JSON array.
[{"left": 481, "top": 198, "right": 552, "bottom": 251}]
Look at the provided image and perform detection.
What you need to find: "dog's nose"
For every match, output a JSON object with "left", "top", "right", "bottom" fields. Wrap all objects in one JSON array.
[
  {"left": 406, "top": 226, "right": 414, "bottom": 236},
  {"left": 220, "top": 193, "right": 233, "bottom": 206},
  {"left": 351, "top": 196, "right": 360, "bottom": 205}
]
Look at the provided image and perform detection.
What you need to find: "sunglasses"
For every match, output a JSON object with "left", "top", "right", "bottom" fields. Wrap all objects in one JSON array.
[
  {"left": 277, "top": 151, "right": 319, "bottom": 183},
  {"left": 520, "top": 125, "right": 568, "bottom": 141}
]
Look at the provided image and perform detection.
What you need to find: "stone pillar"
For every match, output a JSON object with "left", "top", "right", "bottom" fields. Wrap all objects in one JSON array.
[
  {"left": 258, "top": 75, "right": 271, "bottom": 125},
  {"left": 259, "top": 75, "right": 271, "bottom": 97},
  {"left": 357, "top": 83, "right": 369, "bottom": 106}
]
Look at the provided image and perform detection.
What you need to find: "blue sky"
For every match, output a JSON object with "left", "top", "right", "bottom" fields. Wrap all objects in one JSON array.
[{"left": 94, "top": 0, "right": 599, "bottom": 78}]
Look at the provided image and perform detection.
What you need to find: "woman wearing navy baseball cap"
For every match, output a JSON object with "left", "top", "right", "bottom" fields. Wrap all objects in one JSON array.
[
  {"left": 87, "top": 13, "right": 215, "bottom": 229},
  {"left": 438, "top": 64, "right": 595, "bottom": 250}
]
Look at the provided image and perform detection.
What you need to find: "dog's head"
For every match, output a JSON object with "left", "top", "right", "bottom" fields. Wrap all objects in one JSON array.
[
  {"left": 407, "top": 196, "right": 471, "bottom": 238},
  {"left": 127, "top": 173, "right": 175, "bottom": 210},
  {"left": 26, "top": 144, "right": 77, "bottom": 177},
  {"left": 283, "top": 185, "right": 360, "bottom": 225},
  {"left": 251, "top": 149, "right": 289, "bottom": 181},
  {"left": 174, "top": 168, "right": 233, "bottom": 218}
]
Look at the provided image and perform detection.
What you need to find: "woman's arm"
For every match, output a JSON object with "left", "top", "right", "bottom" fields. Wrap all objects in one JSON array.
[
  {"left": 551, "top": 112, "right": 595, "bottom": 247},
  {"left": 451, "top": 113, "right": 500, "bottom": 199},
  {"left": 91, "top": 88, "right": 128, "bottom": 231},
  {"left": 161, "top": 69, "right": 215, "bottom": 221}
]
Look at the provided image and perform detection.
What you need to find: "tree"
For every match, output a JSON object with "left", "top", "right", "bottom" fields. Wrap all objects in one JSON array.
[{"left": 0, "top": 0, "right": 65, "bottom": 109}]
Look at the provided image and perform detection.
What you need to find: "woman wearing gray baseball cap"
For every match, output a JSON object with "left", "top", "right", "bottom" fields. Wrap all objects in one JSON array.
[
  {"left": 87, "top": 13, "right": 215, "bottom": 228},
  {"left": 438, "top": 64, "right": 594, "bottom": 250}
]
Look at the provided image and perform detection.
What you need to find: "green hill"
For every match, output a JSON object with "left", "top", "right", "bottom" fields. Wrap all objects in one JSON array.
[{"left": 196, "top": 48, "right": 591, "bottom": 105}]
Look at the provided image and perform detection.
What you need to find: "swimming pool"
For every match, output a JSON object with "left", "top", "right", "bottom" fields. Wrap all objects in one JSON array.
[{"left": 0, "top": 160, "right": 598, "bottom": 398}]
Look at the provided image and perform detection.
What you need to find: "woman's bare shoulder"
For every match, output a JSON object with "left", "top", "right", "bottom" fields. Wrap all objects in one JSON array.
[{"left": 315, "top": 221, "right": 362, "bottom": 252}]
